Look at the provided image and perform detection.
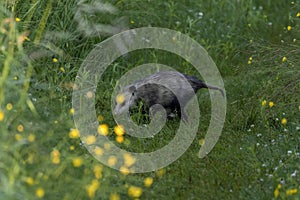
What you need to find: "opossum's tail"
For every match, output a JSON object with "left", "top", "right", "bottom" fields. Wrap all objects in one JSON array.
[
  {"left": 202, "top": 83, "right": 225, "bottom": 97},
  {"left": 184, "top": 74, "right": 225, "bottom": 97}
]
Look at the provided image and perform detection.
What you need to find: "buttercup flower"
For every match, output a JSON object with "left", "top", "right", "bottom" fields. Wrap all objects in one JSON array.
[
  {"left": 73, "top": 157, "right": 83, "bottom": 167},
  {"left": 35, "top": 188, "right": 45, "bottom": 198},
  {"left": 6, "top": 103, "right": 13, "bottom": 110},
  {"left": 274, "top": 184, "right": 281, "bottom": 198},
  {"left": 281, "top": 118, "right": 287, "bottom": 125},
  {"left": 114, "top": 125, "right": 124, "bottom": 136},
  {"left": 108, "top": 156, "right": 117, "bottom": 166},
  {"left": 28, "top": 133, "right": 35, "bottom": 142},
  {"left": 69, "top": 129, "right": 80, "bottom": 138},
  {"left": 17, "top": 124, "right": 24, "bottom": 132},
  {"left": 25, "top": 177, "right": 35, "bottom": 185},
  {"left": 282, "top": 56, "right": 287, "bottom": 62},
  {"left": 98, "top": 124, "right": 109, "bottom": 136},
  {"left": 110, "top": 193, "right": 120, "bottom": 200},
  {"left": 116, "top": 94, "right": 125, "bottom": 104},
  {"left": 144, "top": 177, "right": 153, "bottom": 187},
  {"left": 116, "top": 135, "right": 124, "bottom": 143},
  {"left": 85, "top": 135, "right": 96, "bottom": 145},
  {"left": 286, "top": 188, "right": 298, "bottom": 195},
  {"left": 128, "top": 186, "right": 142, "bottom": 198},
  {"left": 0, "top": 111, "right": 4, "bottom": 121}
]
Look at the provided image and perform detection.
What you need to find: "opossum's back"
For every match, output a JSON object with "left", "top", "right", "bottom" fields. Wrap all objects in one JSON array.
[
  {"left": 137, "top": 71, "right": 187, "bottom": 86},
  {"left": 134, "top": 83, "right": 178, "bottom": 107}
]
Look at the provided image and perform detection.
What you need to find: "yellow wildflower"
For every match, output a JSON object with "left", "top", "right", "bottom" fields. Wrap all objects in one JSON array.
[
  {"left": 69, "top": 108, "right": 75, "bottom": 115},
  {"left": 108, "top": 156, "right": 117, "bottom": 166},
  {"left": 287, "top": 26, "right": 292, "bottom": 31},
  {"left": 73, "top": 157, "right": 83, "bottom": 167},
  {"left": 69, "top": 129, "right": 80, "bottom": 138},
  {"left": 35, "top": 187, "right": 45, "bottom": 198},
  {"left": 286, "top": 188, "right": 298, "bottom": 195},
  {"left": 17, "top": 124, "right": 24, "bottom": 132},
  {"left": 297, "top": 12, "right": 300, "bottom": 17},
  {"left": 6, "top": 103, "right": 13, "bottom": 110},
  {"left": 51, "top": 149, "right": 60, "bottom": 164},
  {"left": 97, "top": 115, "right": 104, "bottom": 121},
  {"left": 120, "top": 166, "right": 130, "bottom": 175},
  {"left": 156, "top": 168, "right": 166, "bottom": 178},
  {"left": 0, "top": 111, "right": 4, "bottom": 121},
  {"left": 199, "top": 139, "right": 205, "bottom": 146},
  {"left": 25, "top": 177, "right": 35, "bottom": 185},
  {"left": 144, "top": 177, "right": 153, "bottom": 187},
  {"left": 70, "top": 145, "right": 75, "bottom": 150},
  {"left": 51, "top": 149, "right": 60, "bottom": 157},
  {"left": 261, "top": 100, "right": 267, "bottom": 106},
  {"left": 116, "top": 94, "right": 125, "bottom": 104},
  {"left": 282, "top": 56, "right": 287, "bottom": 62},
  {"left": 85, "top": 135, "right": 96, "bottom": 145},
  {"left": 104, "top": 143, "right": 111, "bottom": 150},
  {"left": 94, "top": 147, "right": 103, "bottom": 156},
  {"left": 114, "top": 125, "right": 125, "bottom": 136},
  {"left": 15, "top": 17, "right": 21, "bottom": 22},
  {"left": 93, "top": 165, "right": 103, "bottom": 179},
  {"left": 130, "top": 20, "right": 135, "bottom": 24},
  {"left": 15, "top": 134, "right": 22, "bottom": 141},
  {"left": 110, "top": 193, "right": 120, "bottom": 200},
  {"left": 52, "top": 156, "right": 60, "bottom": 164},
  {"left": 123, "top": 153, "right": 136, "bottom": 167},
  {"left": 274, "top": 184, "right": 281, "bottom": 198},
  {"left": 116, "top": 135, "right": 124, "bottom": 143},
  {"left": 269, "top": 101, "right": 274, "bottom": 108},
  {"left": 98, "top": 124, "right": 109, "bottom": 136},
  {"left": 128, "top": 186, "right": 142, "bottom": 198},
  {"left": 28, "top": 133, "right": 35, "bottom": 142},
  {"left": 86, "top": 179, "right": 99, "bottom": 199},
  {"left": 60, "top": 67, "right": 65, "bottom": 73},
  {"left": 52, "top": 58, "right": 58, "bottom": 63},
  {"left": 281, "top": 118, "right": 287, "bottom": 125}
]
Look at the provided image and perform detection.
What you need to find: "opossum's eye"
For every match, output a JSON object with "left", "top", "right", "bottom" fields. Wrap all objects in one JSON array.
[{"left": 116, "top": 94, "right": 125, "bottom": 105}]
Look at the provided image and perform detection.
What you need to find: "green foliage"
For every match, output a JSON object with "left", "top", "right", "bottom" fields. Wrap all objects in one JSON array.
[{"left": 0, "top": 0, "right": 299, "bottom": 199}]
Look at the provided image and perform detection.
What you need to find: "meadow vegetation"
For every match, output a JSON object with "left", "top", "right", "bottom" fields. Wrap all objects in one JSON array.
[{"left": 0, "top": 0, "right": 299, "bottom": 199}]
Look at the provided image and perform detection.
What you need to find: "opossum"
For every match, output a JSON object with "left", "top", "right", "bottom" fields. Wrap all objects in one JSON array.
[{"left": 114, "top": 71, "right": 224, "bottom": 120}]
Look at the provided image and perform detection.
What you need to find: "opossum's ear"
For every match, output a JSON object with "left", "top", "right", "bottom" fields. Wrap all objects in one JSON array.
[{"left": 128, "top": 85, "right": 136, "bottom": 94}]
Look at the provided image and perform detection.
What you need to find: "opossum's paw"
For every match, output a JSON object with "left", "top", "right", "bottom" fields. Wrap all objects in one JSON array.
[{"left": 181, "top": 111, "right": 190, "bottom": 124}]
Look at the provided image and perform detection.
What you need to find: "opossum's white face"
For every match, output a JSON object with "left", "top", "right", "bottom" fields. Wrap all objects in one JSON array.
[{"left": 113, "top": 85, "right": 136, "bottom": 115}]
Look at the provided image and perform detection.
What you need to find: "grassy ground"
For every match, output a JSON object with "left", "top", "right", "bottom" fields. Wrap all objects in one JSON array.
[{"left": 1, "top": 0, "right": 300, "bottom": 199}]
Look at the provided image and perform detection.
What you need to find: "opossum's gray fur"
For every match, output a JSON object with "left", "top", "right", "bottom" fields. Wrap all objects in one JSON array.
[{"left": 114, "top": 71, "right": 224, "bottom": 120}]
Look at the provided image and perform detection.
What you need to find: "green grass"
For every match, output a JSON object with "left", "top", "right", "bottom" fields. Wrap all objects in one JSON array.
[{"left": 1, "top": 0, "right": 300, "bottom": 199}]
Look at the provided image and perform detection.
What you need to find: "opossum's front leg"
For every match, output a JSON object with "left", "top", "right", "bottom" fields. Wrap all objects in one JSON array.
[{"left": 180, "top": 110, "right": 189, "bottom": 123}]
